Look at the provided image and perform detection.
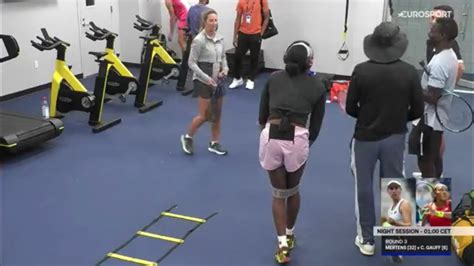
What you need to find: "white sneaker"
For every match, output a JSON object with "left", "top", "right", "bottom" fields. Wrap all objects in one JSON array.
[
  {"left": 412, "top": 172, "right": 422, "bottom": 178},
  {"left": 229, "top": 78, "right": 243, "bottom": 89},
  {"left": 355, "top": 236, "right": 374, "bottom": 256},
  {"left": 245, "top": 79, "right": 255, "bottom": 90}
]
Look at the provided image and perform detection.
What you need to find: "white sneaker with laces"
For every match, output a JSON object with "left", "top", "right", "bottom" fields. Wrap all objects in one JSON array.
[
  {"left": 354, "top": 235, "right": 374, "bottom": 256},
  {"left": 229, "top": 78, "right": 243, "bottom": 89},
  {"left": 246, "top": 79, "right": 255, "bottom": 90}
]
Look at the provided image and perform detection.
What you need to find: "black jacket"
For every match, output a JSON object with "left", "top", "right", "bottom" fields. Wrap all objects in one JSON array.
[{"left": 346, "top": 60, "right": 424, "bottom": 141}]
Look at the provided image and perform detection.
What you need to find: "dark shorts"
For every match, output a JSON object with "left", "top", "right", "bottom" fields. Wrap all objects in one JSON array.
[
  {"left": 192, "top": 62, "right": 226, "bottom": 99},
  {"left": 408, "top": 122, "right": 443, "bottom": 161},
  {"left": 192, "top": 80, "right": 226, "bottom": 99}
]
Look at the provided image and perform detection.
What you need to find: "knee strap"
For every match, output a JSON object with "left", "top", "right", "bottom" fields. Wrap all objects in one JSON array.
[{"left": 272, "top": 185, "right": 300, "bottom": 199}]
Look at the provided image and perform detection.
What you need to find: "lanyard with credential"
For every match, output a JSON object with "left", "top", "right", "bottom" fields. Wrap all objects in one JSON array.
[{"left": 244, "top": 0, "right": 256, "bottom": 24}]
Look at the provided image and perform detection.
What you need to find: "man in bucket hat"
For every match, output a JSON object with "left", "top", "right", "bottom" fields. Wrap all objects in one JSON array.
[{"left": 345, "top": 21, "right": 424, "bottom": 256}]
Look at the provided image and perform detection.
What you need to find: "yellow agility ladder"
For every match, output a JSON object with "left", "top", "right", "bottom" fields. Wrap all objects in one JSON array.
[{"left": 96, "top": 205, "right": 218, "bottom": 265}]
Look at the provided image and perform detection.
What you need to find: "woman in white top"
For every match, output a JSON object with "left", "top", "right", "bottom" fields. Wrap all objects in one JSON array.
[
  {"left": 381, "top": 180, "right": 412, "bottom": 263},
  {"left": 382, "top": 180, "right": 412, "bottom": 227}
]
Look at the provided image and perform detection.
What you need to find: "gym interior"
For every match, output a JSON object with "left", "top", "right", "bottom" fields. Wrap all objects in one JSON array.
[{"left": 1, "top": 0, "right": 473, "bottom": 265}]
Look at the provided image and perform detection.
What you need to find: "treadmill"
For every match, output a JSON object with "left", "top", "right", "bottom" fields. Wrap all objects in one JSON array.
[{"left": 0, "top": 34, "right": 63, "bottom": 153}]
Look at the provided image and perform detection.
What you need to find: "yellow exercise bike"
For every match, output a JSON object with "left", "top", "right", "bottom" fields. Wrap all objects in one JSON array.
[
  {"left": 86, "top": 22, "right": 158, "bottom": 113},
  {"left": 31, "top": 28, "right": 121, "bottom": 133},
  {"left": 134, "top": 15, "right": 181, "bottom": 111}
]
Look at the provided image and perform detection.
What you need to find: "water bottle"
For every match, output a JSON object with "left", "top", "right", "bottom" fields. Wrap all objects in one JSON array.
[{"left": 41, "top": 96, "right": 50, "bottom": 119}]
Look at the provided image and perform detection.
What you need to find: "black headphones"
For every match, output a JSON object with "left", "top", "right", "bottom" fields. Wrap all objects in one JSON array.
[{"left": 283, "top": 40, "right": 314, "bottom": 67}]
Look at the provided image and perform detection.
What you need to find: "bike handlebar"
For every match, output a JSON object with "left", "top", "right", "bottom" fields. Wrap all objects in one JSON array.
[{"left": 31, "top": 28, "right": 70, "bottom": 51}]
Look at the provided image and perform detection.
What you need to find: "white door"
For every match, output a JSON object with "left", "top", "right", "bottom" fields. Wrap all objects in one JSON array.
[{"left": 77, "top": 0, "right": 119, "bottom": 78}]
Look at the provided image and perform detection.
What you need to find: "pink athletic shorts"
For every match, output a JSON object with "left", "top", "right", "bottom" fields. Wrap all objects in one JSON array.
[
  {"left": 178, "top": 18, "right": 187, "bottom": 30},
  {"left": 259, "top": 123, "right": 310, "bottom": 172}
]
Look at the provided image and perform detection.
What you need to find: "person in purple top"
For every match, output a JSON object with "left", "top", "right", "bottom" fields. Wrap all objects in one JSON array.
[{"left": 187, "top": 0, "right": 210, "bottom": 38}]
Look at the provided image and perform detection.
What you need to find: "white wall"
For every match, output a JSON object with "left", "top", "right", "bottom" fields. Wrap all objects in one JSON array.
[
  {"left": 1, "top": 0, "right": 386, "bottom": 97},
  {"left": 116, "top": 0, "right": 163, "bottom": 64},
  {"left": 117, "top": 0, "right": 142, "bottom": 63},
  {"left": 159, "top": 0, "right": 385, "bottom": 76},
  {"left": 1, "top": 0, "right": 83, "bottom": 97},
  {"left": 0, "top": 0, "right": 163, "bottom": 97},
  {"left": 139, "top": 0, "right": 163, "bottom": 23}
]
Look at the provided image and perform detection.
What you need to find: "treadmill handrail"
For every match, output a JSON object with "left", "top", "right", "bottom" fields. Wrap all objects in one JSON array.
[{"left": 0, "top": 34, "right": 20, "bottom": 63}]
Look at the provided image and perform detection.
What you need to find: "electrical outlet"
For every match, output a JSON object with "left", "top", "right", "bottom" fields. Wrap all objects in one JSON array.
[{"left": 34, "top": 60, "right": 39, "bottom": 69}]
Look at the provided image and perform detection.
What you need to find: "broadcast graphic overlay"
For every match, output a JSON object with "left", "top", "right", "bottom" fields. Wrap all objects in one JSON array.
[{"left": 376, "top": 178, "right": 457, "bottom": 256}]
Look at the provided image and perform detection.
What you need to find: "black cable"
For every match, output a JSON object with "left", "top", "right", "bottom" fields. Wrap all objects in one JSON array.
[
  {"left": 337, "top": 0, "right": 350, "bottom": 61},
  {"left": 389, "top": 0, "right": 394, "bottom": 16},
  {"left": 344, "top": 0, "right": 349, "bottom": 33}
]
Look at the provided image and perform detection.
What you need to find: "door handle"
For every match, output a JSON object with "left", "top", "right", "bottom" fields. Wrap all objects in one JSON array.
[{"left": 82, "top": 18, "right": 90, "bottom": 27}]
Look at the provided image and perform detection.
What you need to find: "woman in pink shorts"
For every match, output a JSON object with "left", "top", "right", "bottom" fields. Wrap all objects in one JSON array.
[
  {"left": 165, "top": 0, "right": 189, "bottom": 53},
  {"left": 258, "top": 40, "right": 326, "bottom": 263}
]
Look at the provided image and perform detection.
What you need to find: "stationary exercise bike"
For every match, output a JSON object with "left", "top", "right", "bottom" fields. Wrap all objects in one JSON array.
[
  {"left": 87, "top": 22, "right": 160, "bottom": 113},
  {"left": 31, "top": 28, "right": 121, "bottom": 133},
  {"left": 134, "top": 15, "right": 181, "bottom": 110},
  {"left": 85, "top": 22, "right": 145, "bottom": 107}
]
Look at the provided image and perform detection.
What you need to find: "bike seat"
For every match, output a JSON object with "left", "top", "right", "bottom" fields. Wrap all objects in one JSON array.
[
  {"left": 89, "top": 51, "right": 108, "bottom": 59},
  {"left": 95, "top": 58, "right": 114, "bottom": 65},
  {"left": 139, "top": 36, "right": 159, "bottom": 42}
]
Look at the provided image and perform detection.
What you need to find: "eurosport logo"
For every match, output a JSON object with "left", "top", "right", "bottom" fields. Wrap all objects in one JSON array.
[{"left": 398, "top": 10, "right": 452, "bottom": 18}]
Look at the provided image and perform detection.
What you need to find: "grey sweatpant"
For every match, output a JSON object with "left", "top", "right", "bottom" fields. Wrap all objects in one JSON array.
[{"left": 350, "top": 133, "right": 406, "bottom": 244}]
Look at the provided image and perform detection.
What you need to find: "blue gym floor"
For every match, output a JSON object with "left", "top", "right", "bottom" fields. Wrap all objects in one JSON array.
[{"left": 1, "top": 70, "right": 472, "bottom": 266}]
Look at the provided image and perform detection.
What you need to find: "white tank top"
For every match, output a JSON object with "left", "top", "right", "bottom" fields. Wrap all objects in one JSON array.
[{"left": 388, "top": 199, "right": 405, "bottom": 222}]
